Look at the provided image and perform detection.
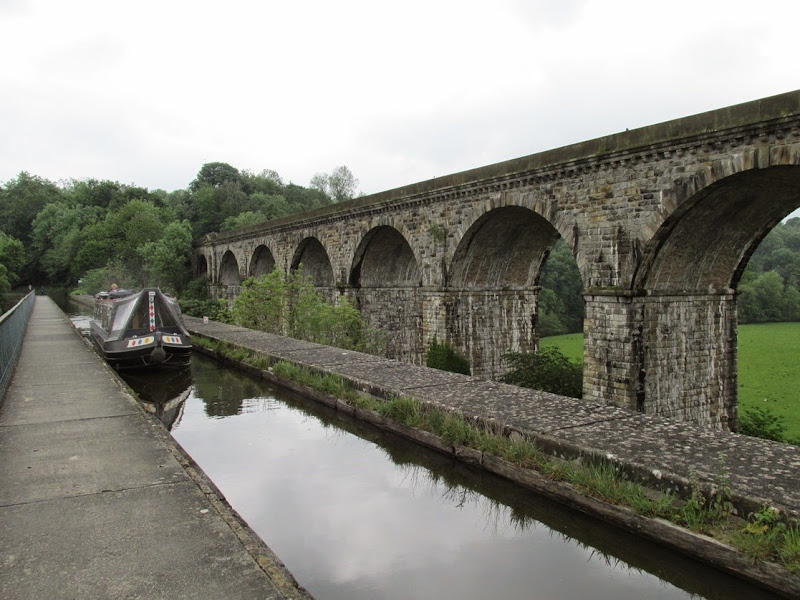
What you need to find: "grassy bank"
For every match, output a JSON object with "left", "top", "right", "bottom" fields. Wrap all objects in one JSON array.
[
  {"left": 738, "top": 322, "right": 800, "bottom": 440},
  {"left": 540, "top": 323, "right": 800, "bottom": 441}
]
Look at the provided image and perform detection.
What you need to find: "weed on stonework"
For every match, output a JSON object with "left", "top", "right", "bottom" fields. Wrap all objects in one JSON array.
[
  {"left": 676, "top": 468, "right": 734, "bottom": 533},
  {"left": 564, "top": 461, "right": 674, "bottom": 518},
  {"left": 271, "top": 360, "right": 359, "bottom": 402},
  {"left": 732, "top": 506, "right": 800, "bottom": 571},
  {"left": 779, "top": 524, "right": 800, "bottom": 572}
]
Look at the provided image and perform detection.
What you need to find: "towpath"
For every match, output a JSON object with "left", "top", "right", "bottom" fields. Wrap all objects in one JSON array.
[
  {"left": 184, "top": 316, "right": 800, "bottom": 520},
  {"left": 0, "top": 297, "right": 311, "bottom": 599}
]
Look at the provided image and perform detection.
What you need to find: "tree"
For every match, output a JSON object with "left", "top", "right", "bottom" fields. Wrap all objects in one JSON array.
[
  {"left": 189, "top": 162, "right": 242, "bottom": 192},
  {"left": 0, "top": 233, "right": 25, "bottom": 292},
  {"left": 309, "top": 165, "right": 359, "bottom": 203},
  {"left": 257, "top": 193, "right": 290, "bottom": 221},
  {"left": 71, "top": 200, "right": 173, "bottom": 287},
  {"left": 31, "top": 202, "right": 102, "bottom": 282},
  {"left": 139, "top": 220, "right": 194, "bottom": 293},
  {"left": 309, "top": 173, "right": 330, "bottom": 196},
  {"left": 537, "top": 238, "right": 584, "bottom": 336},
  {"left": 220, "top": 211, "right": 268, "bottom": 232},
  {"left": 231, "top": 266, "right": 377, "bottom": 351},
  {"left": 328, "top": 165, "right": 359, "bottom": 202},
  {"left": 240, "top": 169, "right": 284, "bottom": 195},
  {"left": 739, "top": 270, "right": 789, "bottom": 323},
  {"left": 284, "top": 182, "right": 331, "bottom": 211},
  {"left": 0, "top": 173, "right": 64, "bottom": 245}
]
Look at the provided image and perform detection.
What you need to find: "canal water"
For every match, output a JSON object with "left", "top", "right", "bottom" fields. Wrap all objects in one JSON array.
[{"left": 63, "top": 298, "right": 772, "bottom": 600}]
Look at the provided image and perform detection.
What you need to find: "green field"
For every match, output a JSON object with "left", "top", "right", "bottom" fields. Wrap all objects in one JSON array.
[{"left": 540, "top": 323, "right": 800, "bottom": 441}]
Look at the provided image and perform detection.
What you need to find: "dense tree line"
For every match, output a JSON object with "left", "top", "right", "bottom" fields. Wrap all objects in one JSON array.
[{"left": 0, "top": 164, "right": 357, "bottom": 296}]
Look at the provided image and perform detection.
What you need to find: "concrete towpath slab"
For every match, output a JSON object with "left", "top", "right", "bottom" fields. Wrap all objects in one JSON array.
[{"left": 0, "top": 297, "right": 311, "bottom": 599}]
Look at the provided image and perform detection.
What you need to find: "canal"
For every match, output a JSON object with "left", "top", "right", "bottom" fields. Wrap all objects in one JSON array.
[{"left": 63, "top": 298, "right": 772, "bottom": 599}]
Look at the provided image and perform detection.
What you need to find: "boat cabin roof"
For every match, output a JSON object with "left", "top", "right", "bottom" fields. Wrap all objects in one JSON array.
[{"left": 94, "top": 288, "right": 189, "bottom": 341}]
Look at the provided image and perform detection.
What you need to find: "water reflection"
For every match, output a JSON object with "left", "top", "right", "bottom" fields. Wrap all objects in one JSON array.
[
  {"left": 122, "top": 367, "right": 192, "bottom": 430},
  {"left": 170, "top": 354, "right": 772, "bottom": 600}
]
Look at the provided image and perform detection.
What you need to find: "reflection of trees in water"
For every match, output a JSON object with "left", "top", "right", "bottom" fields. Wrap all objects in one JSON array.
[{"left": 192, "top": 360, "right": 270, "bottom": 417}]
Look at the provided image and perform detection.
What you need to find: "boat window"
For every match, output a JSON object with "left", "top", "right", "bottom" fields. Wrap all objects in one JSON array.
[{"left": 110, "top": 300, "right": 137, "bottom": 336}]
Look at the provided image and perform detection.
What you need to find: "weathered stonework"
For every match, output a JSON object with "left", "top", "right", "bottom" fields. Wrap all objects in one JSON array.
[{"left": 195, "top": 90, "right": 800, "bottom": 430}]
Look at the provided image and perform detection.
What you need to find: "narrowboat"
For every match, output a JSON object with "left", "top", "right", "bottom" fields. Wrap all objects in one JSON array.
[{"left": 90, "top": 288, "right": 192, "bottom": 370}]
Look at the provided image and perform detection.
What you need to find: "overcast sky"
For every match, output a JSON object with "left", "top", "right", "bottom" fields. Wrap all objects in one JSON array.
[{"left": 2, "top": 0, "right": 799, "bottom": 199}]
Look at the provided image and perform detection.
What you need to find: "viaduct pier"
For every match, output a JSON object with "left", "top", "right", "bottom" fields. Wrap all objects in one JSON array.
[{"left": 195, "top": 89, "right": 800, "bottom": 431}]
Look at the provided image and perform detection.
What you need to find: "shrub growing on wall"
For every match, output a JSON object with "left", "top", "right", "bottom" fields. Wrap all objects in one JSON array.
[
  {"left": 500, "top": 347, "right": 582, "bottom": 398},
  {"left": 426, "top": 338, "right": 471, "bottom": 375}
]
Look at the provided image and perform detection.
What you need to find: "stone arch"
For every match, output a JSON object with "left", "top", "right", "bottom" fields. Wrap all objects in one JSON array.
[
  {"left": 635, "top": 166, "right": 800, "bottom": 293},
  {"left": 441, "top": 206, "right": 571, "bottom": 379},
  {"left": 630, "top": 165, "right": 800, "bottom": 429},
  {"left": 291, "top": 237, "right": 334, "bottom": 287},
  {"left": 219, "top": 250, "right": 241, "bottom": 286},
  {"left": 250, "top": 244, "right": 276, "bottom": 278},
  {"left": 348, "top": 225, "right": 422, "bottom": 366},
  {"left": 449, "top": 206, "right": 561, "bottom": 289},
  {"left": 349, "top": 225, "right": 421, "bottom": 288},
  {"left": 196, "top": 254, "right": 209, "bottom": 279}
]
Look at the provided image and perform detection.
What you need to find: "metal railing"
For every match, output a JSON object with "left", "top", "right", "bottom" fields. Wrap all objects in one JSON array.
[{"left": 0, "top": 292, "right": 35, "bottom": 405}]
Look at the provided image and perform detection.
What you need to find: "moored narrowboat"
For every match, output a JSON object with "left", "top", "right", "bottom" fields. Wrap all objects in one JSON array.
[{"left": 90, "top": 288, "right": 192, "bottom": 369}]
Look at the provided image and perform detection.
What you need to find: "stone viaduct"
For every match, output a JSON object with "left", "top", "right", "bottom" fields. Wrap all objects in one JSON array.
[{"left": 194, "top": 90, "right": 800, "bottom": 431}]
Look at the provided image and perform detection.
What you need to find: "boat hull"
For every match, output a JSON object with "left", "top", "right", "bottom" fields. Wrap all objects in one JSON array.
[
  {"left": 89, "top": 288, "right": 192, "bottom": 371},
  {"left": 90, "top": 326, "right": 192, "bottom": 370}
]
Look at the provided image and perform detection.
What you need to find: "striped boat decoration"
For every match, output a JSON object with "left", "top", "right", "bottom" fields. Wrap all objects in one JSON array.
[{"left": 126, "top": 337, "right": 155, "bottom": 348}]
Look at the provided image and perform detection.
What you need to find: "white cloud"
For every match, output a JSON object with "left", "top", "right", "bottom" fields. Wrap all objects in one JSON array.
[{"left": 1, "top": 0, "right": 798, "bottom": 194}]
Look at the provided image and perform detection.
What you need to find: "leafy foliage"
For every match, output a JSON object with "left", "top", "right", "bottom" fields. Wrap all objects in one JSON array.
[
  {"left": 231, "top": 267, "right": 381, "bottom": 353},
  {"left": 0, "top": 233, "right": 26, "bottom": 293},
  {"left": 138, "top": 220, "right": 194, "bottom": 293},
  {"left": 309, "top": 165, "right": 360, "bottom": 203},
  {"left": 500, "top": 347, "right": 582, "bottom": 398},
  {"left": 425, "top": 338, "right": 471, "bottom": 375},
  {"left": 537, "top": 238, "right": 583, "bottom": 336},
  {"left": 178, "top": 277, "right": 231, "bottom": 323},
  {"left": 738, "top": 404, "right": 787, "bottom": 442},
  {"left": 738, "top": 218, "right": 800, "bottom": 323},
  {"left": 0, "top": 162, "right": 351, "bottom": 294}
]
